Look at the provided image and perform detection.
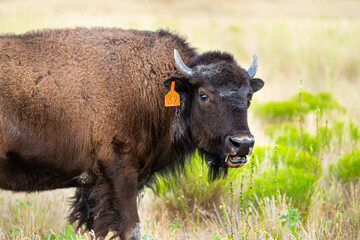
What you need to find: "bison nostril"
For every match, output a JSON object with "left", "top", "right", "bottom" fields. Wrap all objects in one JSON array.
[
  {"left": 229, "top": 137, "right": 254, "bottom": 146},
  {"left": 229, "top": 138, "right": 240, "bottom": 148},
  {"left": 228, "top": 137, "right": 255, "bottom": 155}
]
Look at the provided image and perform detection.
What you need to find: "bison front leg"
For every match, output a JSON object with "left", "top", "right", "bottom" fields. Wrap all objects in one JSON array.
[
  {"left": 69, "top": 160, "right": 141, "bottom": 239},
  {"left": 110, "top": 168, "right": 140, "bottom": 240},
  {"left": 76, "top": 164, "right": 140, "bottom": 240},
  {"left": 100, "top": 166, "right": 140, "bottom": 240}
]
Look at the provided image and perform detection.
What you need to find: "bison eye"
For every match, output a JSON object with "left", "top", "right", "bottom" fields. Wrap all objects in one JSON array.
[{"left": 199, "top": 93, "right": 209, "bottom": 102}]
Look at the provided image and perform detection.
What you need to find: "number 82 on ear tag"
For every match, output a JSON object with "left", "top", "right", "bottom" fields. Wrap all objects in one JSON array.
[{"left": 165, "top": 81, "right": 180, "bottom": 107}]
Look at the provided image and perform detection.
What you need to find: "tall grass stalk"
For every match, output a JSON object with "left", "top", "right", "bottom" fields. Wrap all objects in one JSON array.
[
  {"left": 298, "top": 80, "right": 306, "bottom": 171},
  {"left": 274, "top": 143, "right": 280, "bottom": 209},
  {"left": 178, "top": 194, "right": 191, "bottom": 223},
  {"left": 219, "top": 199, "right": 232, "bottom": 240},
  {"left": 322, "top": 119, "right": 329, "bottom": 159},
  {"left": 239, "top": 173, "right": 245, "bottom": 237},
  {"left": 245, "top": 157, "right": 256, "bottom": 239},
  {"left": 303, "top": 108, "right": 323, "bottom": 224},
  {"left": 229, "top": 181, "right": 234, "bottom": 239},
  {"left": 239, "top": 173, "right": 245, "bottom": 217},
  {"left": 314, "top": 108, "right": 321, "bottom": 176},
  {"left": 259, "top": 190, "right": 265, "bottom": 237},
  {"left": 273, "top": 143, "right": 282, "bottom": 238}
]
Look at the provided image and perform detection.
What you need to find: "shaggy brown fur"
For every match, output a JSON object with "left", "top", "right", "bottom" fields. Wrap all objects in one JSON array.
[{"left": 0, "top": 27, "right": 264, "bottom": 239}]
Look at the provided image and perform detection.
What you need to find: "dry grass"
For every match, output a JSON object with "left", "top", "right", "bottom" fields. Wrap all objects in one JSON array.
[
  {"left": 0, "top": 0, "right": 360, "bottom": 239},
  {"left": 0, "top": 189, "right": 72, "bottom": 239}
]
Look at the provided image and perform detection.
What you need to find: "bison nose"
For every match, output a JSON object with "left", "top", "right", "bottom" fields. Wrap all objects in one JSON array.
[{"left": 226, "top": 136, "right": 255, "bottom": 156}]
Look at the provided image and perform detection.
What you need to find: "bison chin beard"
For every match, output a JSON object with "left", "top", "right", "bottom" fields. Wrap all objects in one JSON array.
[{"left": 198, "top": 149, "right": 228, "bottom": 181}]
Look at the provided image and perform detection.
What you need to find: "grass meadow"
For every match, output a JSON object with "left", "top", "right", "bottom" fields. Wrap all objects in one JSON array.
[{"left": 1, "top": 0, "right": 360, "bottom": 239}]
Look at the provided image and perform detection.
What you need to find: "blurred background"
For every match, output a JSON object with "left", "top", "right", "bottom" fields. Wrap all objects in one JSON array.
[
  {"left": 1, "top": 0, "right": 359, "bottom": 111},
  {"left": 0, "top": 0, "right": 359, "bottom": 239},
  {"left": 1, "top": 0, "right": 359, "bottom": 105}
]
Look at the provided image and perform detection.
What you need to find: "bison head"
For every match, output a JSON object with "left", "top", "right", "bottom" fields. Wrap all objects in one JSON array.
[{"left": 164, "top": 49, "right": 264, "bottom": 178}]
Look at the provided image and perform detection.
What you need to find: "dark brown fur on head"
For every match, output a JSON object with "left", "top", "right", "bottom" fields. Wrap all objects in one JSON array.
[{"left": 164, "top": 50, "right": 263, "bottom": 179}]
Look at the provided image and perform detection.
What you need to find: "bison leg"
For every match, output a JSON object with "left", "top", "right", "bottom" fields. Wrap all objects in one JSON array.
[
  {"left": 71, "top": 165, "right": 140, "bottom": 240},
  {"left": 105, "top": 166, "right": 140, "bottom": 240}
]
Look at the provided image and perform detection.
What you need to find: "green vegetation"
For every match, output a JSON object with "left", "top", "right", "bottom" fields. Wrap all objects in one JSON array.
[
  {"left": 265, "top": 124, "right": 319, "bottom": 155},
  {"left": 253, "top": 167, "right": 316, "bottom": 211},
  {"left": 329, "top": 149, "right": 360, "bottom": 182},
  {"left": 253, "top": 144, "right": 319, "bottom": 173},
  {"left": 253, "top": 91, "right": 344, "bottom": 121},
  {"left": 349, "top": 120, "right": 360, "bottom": 144},
  {"left": 42, "top": 225, "right": 83, "bottom": 240},
  {"left": 333, "top": 121, "right": 345, "bottom": 145},
  {"left": 155, "top": 153, "right": 249, "bottom": 219},
  {"left": 151, "top": 87, "right": 358, "bottom": 238},
  {"left": 279, "top": 206, "right": 303, "bottom": 239}
]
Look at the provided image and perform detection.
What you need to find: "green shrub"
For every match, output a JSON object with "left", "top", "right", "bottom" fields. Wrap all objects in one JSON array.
[
  {"left": 265, "top": 124, "right": 318, "bottom": 155},
  {"left": 333, "top": 121, "right": 345, "bottom": 145},
  {"left": 329, "top": 149, "right": 360, "bottom": 182},
  {"left": 253, "top": 91, "right": 344, "bottom": 121},
  {"left": 252, "top": 145, "right": 272, "bottom": 170},
  {"left": 319, "top": 124, "right": 332, "bottom": 149},
  {"left": 155, "top": 153, "right": 250, "bottom": 218},
  {"left": 288, "top": 150, "right": 321, "bottom": 174},
  {"left": 301, "top": 92, "right": 343, "bottom": 114},
  {"left": 349, "top": 120, "right": 360, "bottom": 144},
  {"left": 156, "top": 160, "right": 223, "bottom": 218},
  {"left": 264, "top": 123, "right": 296, "bottom": 139},
  {"left": 252, "top": 167, "right": 316, "bottom": 211},
  {"left": 276, "top": 144, "right": 320, "bottom": 173},
  {"left": 253, "top": 99, "right": 298, "bottom": 121},
  {"left": 253, "top": 144, "right": 319, "bottom": 173}
]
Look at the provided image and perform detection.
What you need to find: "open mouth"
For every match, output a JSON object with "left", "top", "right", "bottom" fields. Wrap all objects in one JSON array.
[{"left": 225, "top": 155, "right": 248, "bottom": 167}]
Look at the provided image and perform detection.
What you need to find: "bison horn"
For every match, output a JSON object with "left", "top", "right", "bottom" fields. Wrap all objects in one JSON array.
[
  {"left": 174, "top": 49, "right": 193, "bottom": 78},
  {"left": 247, "top": 54, "right": 258, "bottom": 78}
]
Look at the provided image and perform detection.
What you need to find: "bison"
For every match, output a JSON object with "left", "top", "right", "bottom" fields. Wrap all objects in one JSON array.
[{"left": 0, "top": 27, "right": 264, "bottom": 239}]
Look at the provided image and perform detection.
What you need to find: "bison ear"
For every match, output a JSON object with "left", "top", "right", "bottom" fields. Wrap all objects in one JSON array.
[
  {"left": 163, "top": 77, "right": 192, "bottom": 93},
  {"left": 250, "top": 78, "right": 264, "bottom": 93}
]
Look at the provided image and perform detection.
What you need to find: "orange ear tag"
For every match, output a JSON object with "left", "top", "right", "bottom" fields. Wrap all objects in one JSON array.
[{"left": 165, "top": 81, "right": 180, "bottom": 107}]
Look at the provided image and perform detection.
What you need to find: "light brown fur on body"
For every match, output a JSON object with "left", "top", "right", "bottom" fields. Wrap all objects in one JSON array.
[
  {"left": 0, "top": 27, "right": 196, "bottom": 239},
  {"left": 0, "top": 28, "right": 195, "bottom": 178},
  {"left": 0, "top": 27, "right": 193, "bottom": 172}
]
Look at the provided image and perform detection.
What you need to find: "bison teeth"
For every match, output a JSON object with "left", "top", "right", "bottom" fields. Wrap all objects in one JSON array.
[
  {"left": 249, "top": 147, "right": 253, "bottom": 155},
  {"left": 227, "top": 155, "right": 248, "bottom": 163}
]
